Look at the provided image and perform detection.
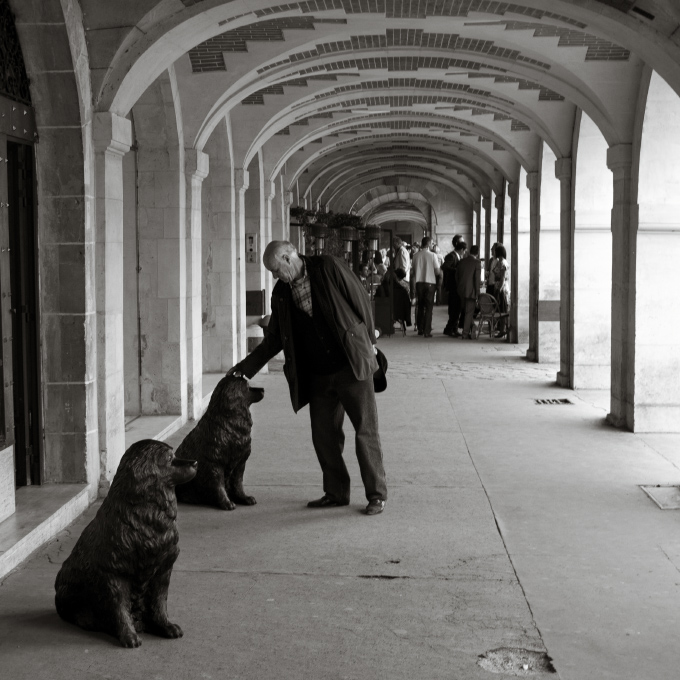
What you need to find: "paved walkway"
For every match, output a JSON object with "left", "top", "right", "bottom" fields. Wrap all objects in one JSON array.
[{"left": 2, "top": 307, "right": 680, "bottom": 679}]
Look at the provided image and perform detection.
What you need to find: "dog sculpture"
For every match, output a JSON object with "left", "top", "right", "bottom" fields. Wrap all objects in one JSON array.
[
  {"left": 175, "top": 375, "right": 264, "bottom": 510},
  {"left": 55, "top": 439, "right": 197, "bottom": 648}
]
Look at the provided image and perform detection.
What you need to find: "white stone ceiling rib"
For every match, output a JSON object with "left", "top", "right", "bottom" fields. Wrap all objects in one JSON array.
[{"left": 79, "top": 0, "right": 680, "bottom": 213}]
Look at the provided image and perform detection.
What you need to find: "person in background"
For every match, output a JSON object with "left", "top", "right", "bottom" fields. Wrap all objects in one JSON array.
[
  {"left": 409, "top": 243, "right": 420, "bottom": 307},
  {"left": 455, "top": 244, "right": 481, "bottom": 339},
  {"left": 443, "top": 238, "right": 467, "bottom": 337},
  {"left": 393, "top": 237, "right": 410, "bottom": 282},
  {"left": 357, "top": 263, "right": 371, "bottom": 296},
  {"left": 486, "top": 242, "right": 500, "bottom": 296},
  {"left": 433, "top": 245, "right": 445, "bottom": 305},
  {"left": 492, "top": 243, "right": 509, "bottom": 338},
  {"left": 412, "top": 236, "right": 441, "bottom": 338}
]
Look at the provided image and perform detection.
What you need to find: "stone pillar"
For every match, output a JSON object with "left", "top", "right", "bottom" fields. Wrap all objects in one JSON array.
[
  {"left": 474, "top": 200, "right": 482, "bottom": 248},
  {"left": 272, "top": 176, "right": 286, "bottom": 242},
  {"left": 263, "top": 179, "right": 276, "bottom": 310},
  {"left": 496, "top": 189, "right": 505, "bottom": 243},
  {"left": 508, "top": 182, "right": 519, "bottom": 344},
  {"left": 235, "top": 168, "right": 249, "bottom": 360},
  {"left": 244, "top": 157, "right": 266, "bottom": 315},
  {"left": 606, "top": 145, "right": 635, "bottom": 429},
  {"left": 93, "top": 112, "right": 131, "bottom": 489},
  {"left": 135, "top": 136, "right": 187, "bottom": 417},
  {"left": 483, "top": 196, "right": 492, "bottom": 266},
  {"left": 555, "top": 158, "right": 574, "bottom": 387},
  {"left": 202, "top": 121, "right": 238, "bottom": 372},
  {"left": 525, "top": 172, "right": 541, "bottom": 362},
  {"left": 185, "top": 149, "right": 209, "bottom": 420},
  {"left": 516, "top": 173, "right": 531, "bottom": 344}
]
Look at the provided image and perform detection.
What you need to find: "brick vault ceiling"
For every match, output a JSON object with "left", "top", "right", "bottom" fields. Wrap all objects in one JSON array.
[{"left": 79, "top": 0, "right": 680, "bottom": 208}]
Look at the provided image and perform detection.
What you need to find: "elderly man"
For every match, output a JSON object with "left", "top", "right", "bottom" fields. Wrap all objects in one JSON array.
[{"left": 228, "top": 241, "right": 388, "bottom": 516}]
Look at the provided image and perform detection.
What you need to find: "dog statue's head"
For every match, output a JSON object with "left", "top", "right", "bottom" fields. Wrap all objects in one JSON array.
[
  {"left": 211, "top": 375, "right": 265, "bottom": 413},
  {"left": 110, "top": 440, "right": 197, "bottom": 503}
]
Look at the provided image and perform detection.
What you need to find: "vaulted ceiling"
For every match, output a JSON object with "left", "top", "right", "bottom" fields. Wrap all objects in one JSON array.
[{"left": 78, "top": 0, "right": 680, "bottom": 218}]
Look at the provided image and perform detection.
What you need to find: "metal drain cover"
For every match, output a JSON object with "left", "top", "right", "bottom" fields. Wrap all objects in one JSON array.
[
  {"left": 535, "top": 398, "right": 572, "bottom": 405},
  {"left": 640, "top": 485, "right": 680, "bottom": 509},
  {"left": 478, "top": 648, "right": 556, "bottom": 676}
]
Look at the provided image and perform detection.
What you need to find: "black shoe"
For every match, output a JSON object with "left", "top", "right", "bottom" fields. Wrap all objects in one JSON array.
[
  {"left": 423, "top": 332, "right": 432, "bottom": 338},
  {"left": 417, "top": 330, "right": 424, "bottom": 336},
  {"left": 443, "top": 329, "right": 454, "bottom": 337},
  {"left": 365, "top": 499, "right": 385, "bottom": 515},
  {"left": 307, "top": 495, "right": 349, "bottom": 508},
  {"left": 451, "top": 331, "right": 461, "bottom": 337}
]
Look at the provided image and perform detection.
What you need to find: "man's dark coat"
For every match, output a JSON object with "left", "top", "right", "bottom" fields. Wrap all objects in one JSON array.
[{"left": 235, "top": 255, "right": 379, "bottom": 412}]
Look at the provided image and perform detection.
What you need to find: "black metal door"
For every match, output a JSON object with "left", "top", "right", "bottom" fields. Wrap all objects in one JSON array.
[{"left": 7, "top": 141, "right": 41, "bottom": 486}]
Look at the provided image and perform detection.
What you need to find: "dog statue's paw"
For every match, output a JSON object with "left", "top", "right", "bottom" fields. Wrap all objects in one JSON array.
[
  {"left": 160, "top": 622, "right": 184, "bottom": 639},
  {"left": 232, "top": 494, "right": 257, "bottom": 505},
  {"left": 216, "top": 489, "right": 236, "bottom": 510},
  {"left": 119, "top": 630, "right": 142, "bottom": 648}
]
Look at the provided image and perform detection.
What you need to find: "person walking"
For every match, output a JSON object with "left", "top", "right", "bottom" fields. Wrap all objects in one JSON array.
[
  {"left": 228, "top": 240, "right": 387, "bottom": 516},
  {"left": 455, "top": 244, "right": 481, "bottom": 339},
  {"left": 443, "top": 239, "right": 467, "bottom": 337},
  {"left": 412, "top": 236, "right": 441, "bottom": 338}
]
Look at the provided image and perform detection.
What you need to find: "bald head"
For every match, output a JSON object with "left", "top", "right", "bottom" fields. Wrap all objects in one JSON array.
[{"left": 263, "top": 240, "right": 304, "bottom": 283}]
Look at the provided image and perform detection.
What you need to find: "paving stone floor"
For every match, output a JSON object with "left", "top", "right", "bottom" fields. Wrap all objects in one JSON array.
[{"left": 1, "top": 307, "right": 679, "bottom": 679}]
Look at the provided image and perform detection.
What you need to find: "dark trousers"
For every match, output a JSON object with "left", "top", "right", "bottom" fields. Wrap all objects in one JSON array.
[
  {"left": 462, "top": 298, "right": 476, "bottom": 336},
  {"left": 445, "top": 289, "right": 462, "bottom": 333},
  {"left": 309, "top": 365, "right": 387, "bottom": 502},
  {"left": 415, "top": 282, "right": 436, "bottom": 334}
]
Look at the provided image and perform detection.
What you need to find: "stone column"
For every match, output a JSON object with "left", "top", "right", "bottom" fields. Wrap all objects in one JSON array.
[
  {"left": 606, "top": 145, "right": 634, "bottom": 429},
  {"left": 93, "top": 113, "right": 131, "bottom": 490},
  {"left": 185, "top": 149, "right": 209, "bottom": 420},
  {"left": 235, "top": 168, "right": 249, "bottom": 360},
  {"left": 525, "top": 172, "right": 541, "bottom": 362},
  {"left": 483, "top": 196, "right": 491, "bottom": 266},
  {"left": 555, "top": 158, "right": 574, "bottom": 387},
  {"left": 202, "top": 121, "right": 239, "bottom": 372},
  {"left": 263, "top": 179, "right": 276, "bottom": 310},
  {"left": 508, "top": 182, "right": 519, "bottom": 344},
  {"left": 474, "top": 200, "right": 482, "bottom": 248},
  {"left": 496, "top": 189, "right": 505, "bottom": 243}
]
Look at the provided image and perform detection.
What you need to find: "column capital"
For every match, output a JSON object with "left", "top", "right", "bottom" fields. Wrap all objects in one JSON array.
[
  {"left": 93, "top": 112, "right": 131, "bottom": 156},
  {"left": 283, "top": 191, "right": 293, "bottom": 207},
  {"left": 507, "top": 181, "right": 519, "bottom": 200},
  {"left": 526, "top": 171, "right": 540, "bottom": 191},
  {"left": 482, "top": 196, "right": 491, "bottom": 210},
  {"left": 555, "top": 157, "right": 572, "bottom": 181},
  {"left": 185, "top": 149, "right": 209, "bottom": 181},
  {"left": 607, "top": 144, "right": 633, "bottom": 172},
  {"left": 235, "top": 168, "right": 249, "bottom": 192}
]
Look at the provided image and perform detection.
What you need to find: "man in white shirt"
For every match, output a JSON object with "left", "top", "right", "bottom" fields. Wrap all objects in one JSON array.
[{"left": 412, "top": 236, "right": 441, "bottom": 337}]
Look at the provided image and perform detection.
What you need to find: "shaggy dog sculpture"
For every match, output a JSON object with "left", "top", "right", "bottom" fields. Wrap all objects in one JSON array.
[
  {"left": 55, "top": 439, "right": 197, "bottom": 648},
  {"left": 175, "top": 375, "right": 264, "bottom": 510}
]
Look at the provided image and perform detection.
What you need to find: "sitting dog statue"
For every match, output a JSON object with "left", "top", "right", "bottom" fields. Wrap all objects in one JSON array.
[
  {"left": 175, "top": 375, "right": 264, "bottom": 510},
  {"left": 55, "top": 439, "right": 197, "bottom": 648}
]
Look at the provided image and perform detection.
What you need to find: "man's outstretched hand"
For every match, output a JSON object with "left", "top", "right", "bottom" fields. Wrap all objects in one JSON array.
[{"left": 226, "top": 366, "right": 244, "bottom": 378}]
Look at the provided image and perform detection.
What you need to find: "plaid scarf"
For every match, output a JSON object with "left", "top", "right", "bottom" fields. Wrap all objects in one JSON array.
[{"left": 289, "top": 261, "right": 313, "bottom": 317}]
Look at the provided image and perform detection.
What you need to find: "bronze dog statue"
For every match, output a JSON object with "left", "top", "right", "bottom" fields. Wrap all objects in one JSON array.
[{"left": 55, "top": 439, "right": 197, "bottom": 648}]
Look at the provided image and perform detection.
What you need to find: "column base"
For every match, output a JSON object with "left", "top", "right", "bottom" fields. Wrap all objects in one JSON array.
[
  {"left": 556, "top": 371, "right": 571, "bottom": 388},
  {"left": 525, "top": 349, "right": 537, "bottom": 362},
  {"left": 605, "top": 412, "right": 627, "bottom": 429}
]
